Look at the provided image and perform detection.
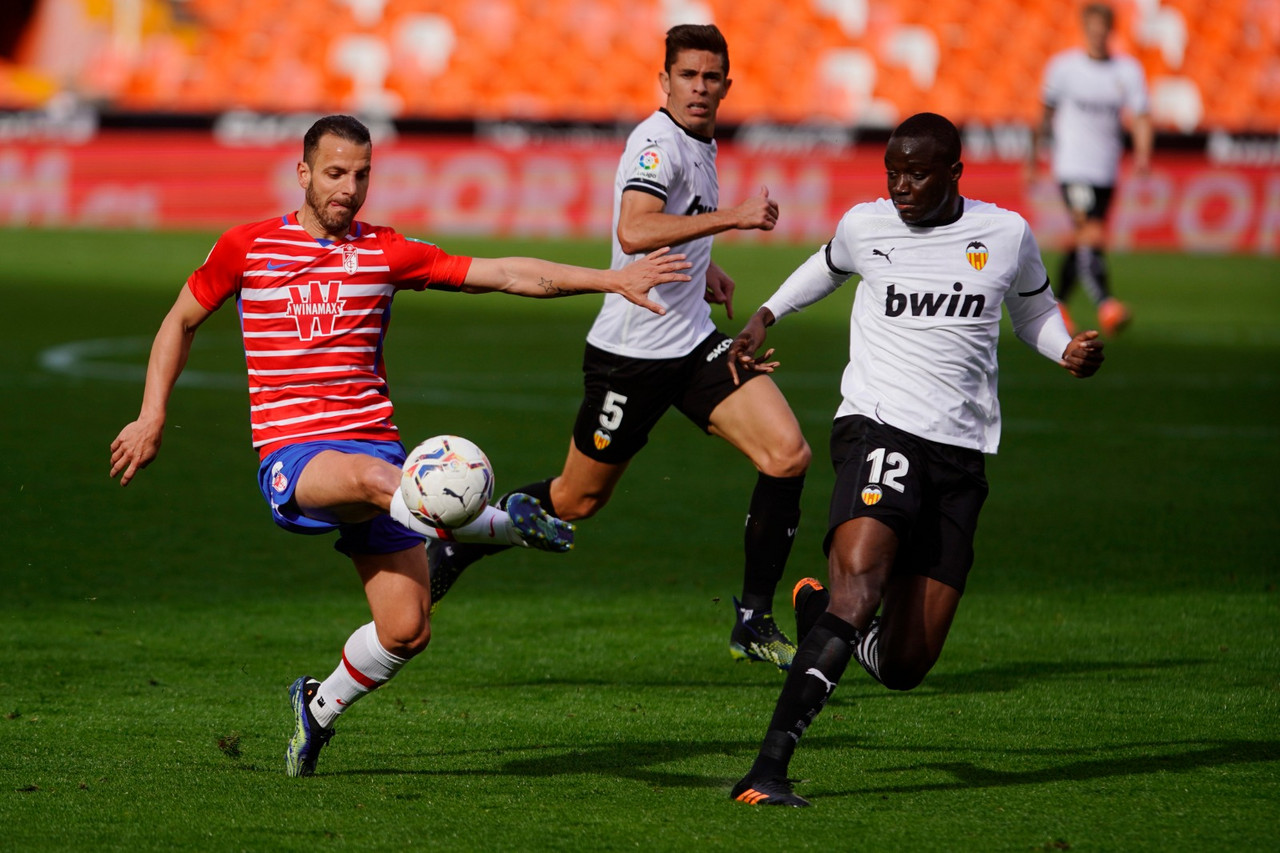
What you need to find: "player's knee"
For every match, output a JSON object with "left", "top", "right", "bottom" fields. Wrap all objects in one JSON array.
[
  {"left": 878, "top": 651, "right": 935, "bottom": 692},
  {"left": 359, "top": 461, "right": 401, "bottom": 508},
  {"left": 380, "top": 615, "right": 432, "bottom": 657},
  {"left": 759, "top": 435, "right": 811, "bottom": 479},
  {"left": 879, "top": 667, "right": 926, "bottom": 692}
]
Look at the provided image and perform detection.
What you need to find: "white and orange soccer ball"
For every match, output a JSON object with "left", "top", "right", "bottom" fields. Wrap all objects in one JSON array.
[{"left": 400, "top": 435, "right": 494, "bottom": 529}]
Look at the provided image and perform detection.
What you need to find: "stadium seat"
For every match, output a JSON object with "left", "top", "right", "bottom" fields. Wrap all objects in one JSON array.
[{"left": 2, "top": 0, "right": 1275, "bottom": 132}]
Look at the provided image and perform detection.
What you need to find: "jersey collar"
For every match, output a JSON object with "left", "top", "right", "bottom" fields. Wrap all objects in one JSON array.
[{"left": 659, "top": 108, "right": 715, "bottom": 145}]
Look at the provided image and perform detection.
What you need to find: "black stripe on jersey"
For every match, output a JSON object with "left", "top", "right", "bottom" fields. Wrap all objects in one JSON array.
[
  {"left": 623, "top": 181, "right": 668, "bottom": 202},
  {"left": 825, "top": 241, "right": 852, "bottom": 276},
  {"left": 1017, "top": 277, "right": 1051, "bottom": 297}
]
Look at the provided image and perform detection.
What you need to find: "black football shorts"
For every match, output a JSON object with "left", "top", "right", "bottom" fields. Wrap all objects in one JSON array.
[
  {"left": 826, "top": 415, "right": 989, "bottom": 593},
  {"left": 571, "top": 331, "right": 762, "bottom": 464},
  {"left": 1059, "top": 182, "right": 1115, "bottom": 222}
]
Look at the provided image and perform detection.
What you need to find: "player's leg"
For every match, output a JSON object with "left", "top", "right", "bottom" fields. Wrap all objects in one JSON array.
[
  {"left": 730, "top": 516, "right": 896, "bottom": 806},
  {"left": 696, "top": 351, "right": 811, "bottom": 669},
  {"left": 287, "top": 532, "right": 432, "bottom": 777},
  {"left": 290, "top": 447, "right": 571, "bottom": 550}
]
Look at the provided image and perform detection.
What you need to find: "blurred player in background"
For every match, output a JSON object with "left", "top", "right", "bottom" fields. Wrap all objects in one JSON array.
[
  {"left": 109, "top": 115, "right": 689, "bottom": 777},
  {"left": 728, "top": 113, "right": 1105, "bottom": 806},
  {"left": 1029, "top": 1, "right": 1151, "bottom": 337},
  {"left": 430, "top": 24, "right": 812, "bottom": 671}
]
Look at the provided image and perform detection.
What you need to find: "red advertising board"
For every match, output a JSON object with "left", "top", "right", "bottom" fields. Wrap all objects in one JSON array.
[{"left": 1, "top": 132, "right": 1276, "bottom": 254}]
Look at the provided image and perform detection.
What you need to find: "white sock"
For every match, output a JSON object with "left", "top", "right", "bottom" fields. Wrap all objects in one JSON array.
[
  {"left": 310, "top": 622, "right": 408, "bottom": 729},
  {"left": 389, "top": 490, "right": 525, "bottom": 545}
]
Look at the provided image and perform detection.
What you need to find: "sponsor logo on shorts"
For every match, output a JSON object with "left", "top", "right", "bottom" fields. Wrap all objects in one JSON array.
[
  {"left": 861, "top": 484, "right": 883, "bottom": 505},
  {"left": 706, "top": 337, "right": 733, "bottom": 362},
  {"left": 966, "top": 241, "right": 989, "bottom": 271},
  {"left": 271, "top": 461, "right": 289, "bottom": 493},
  {"left": 593, "top": 428, "right": 612, "bottom": 451}
]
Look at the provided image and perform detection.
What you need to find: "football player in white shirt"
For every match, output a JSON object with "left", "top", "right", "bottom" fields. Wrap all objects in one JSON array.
[
  {"left": 728, "top": 113, "right": 1105, "bottom": 806},
  {"left": 1029, "top": 1, "right": 1152, "bottom": 337},
  {"left": 429, "top": 24, "right": 811, "bottom": 671}
]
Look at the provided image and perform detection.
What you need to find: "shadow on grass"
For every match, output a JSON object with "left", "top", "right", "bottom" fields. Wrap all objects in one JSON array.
[
  {"left": 329, "top": 734, "right": 1278, "bottom": 795},
  {"left": 923, "top": 657, "right": 1208, "bottom": 694},
  {"left": 819, "top": 738, "right": 1280, "bottom": 799}
]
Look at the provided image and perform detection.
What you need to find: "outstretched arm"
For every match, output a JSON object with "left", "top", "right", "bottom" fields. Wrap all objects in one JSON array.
[
  {"left": 727, "top": 246, "right": 852, "bottom": 384},
  {"left": 110, "top": 286, "right": 214, "bottom": 486},
  {"left": 461, "top": 248, "right": 690, "bottom": 315}
]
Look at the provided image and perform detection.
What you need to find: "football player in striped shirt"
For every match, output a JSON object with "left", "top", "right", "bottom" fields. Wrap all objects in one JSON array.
[
  {"left": 109, "top": 115, "right": 690, "bottom": 777},
  {"left": 727, "top": 113, "right": 1105, "bottom": 806}
]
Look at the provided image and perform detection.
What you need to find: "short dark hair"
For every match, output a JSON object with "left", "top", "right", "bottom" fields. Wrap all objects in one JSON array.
[
  {"left": 303, "top": 115, "right": 371, "bottom": 166},
  {"left": 664, "top": 24, "right": 729, "bottom": 76},
  {"left": 1083, "top": 2, "right": 1115, "bottom": 27},
  {"left": 890, "top": 112, "right": 962, "bottom": 164}
]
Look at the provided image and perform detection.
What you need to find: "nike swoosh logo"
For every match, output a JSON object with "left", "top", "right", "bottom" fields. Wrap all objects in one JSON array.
[
  {"left": 267, "top": 260, "right": 300, "bottom": 270},
  {"left": 1018, "top": 278, "right": 1051, "bottom": 297}
]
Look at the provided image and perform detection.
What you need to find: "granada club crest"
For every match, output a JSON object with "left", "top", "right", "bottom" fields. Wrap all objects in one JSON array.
[
  {"left": 342, "top": 244, "right": 359, "bottom": 274},
  {"left": 593, "top": 428, "right": 612, "bottom": 451},
  {"left": 860, "top": 484, "right": 883, "bottom": 506},
  {"left": 271, "top": 461, "right": 289, "bottom": 493},
  {"left": 966, "top": 241, "right": 989, "bottom": 271}
]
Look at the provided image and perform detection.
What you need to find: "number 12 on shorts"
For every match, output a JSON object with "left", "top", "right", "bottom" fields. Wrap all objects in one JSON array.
[{"left": 866, "top": 447, "right": 908, "bottom": 493}]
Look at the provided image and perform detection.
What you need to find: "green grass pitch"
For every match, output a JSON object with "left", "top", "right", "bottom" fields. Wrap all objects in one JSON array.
[{"left": 1, "top": 228, "right": 1277, "bottom": 850}]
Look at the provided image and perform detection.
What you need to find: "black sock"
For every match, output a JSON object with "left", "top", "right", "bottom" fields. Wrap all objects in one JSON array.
[
  {"left": 747, "top": 612, "right": 858, "bottom": 780},
  {"left": 429, "top": 477, "right": 559, "bottom": 607},
  {"left": 739, "top": 473, "right": 804, "bottom": 613},
  {"left": 1076, "top": 246, "right": 1112, "bottom": 303},
  {"left": 1056, "top": 248, "right": 1078, "bottom": 303},
  {"left": 501, "top": 477, "right": 558, "bottom": 518}
]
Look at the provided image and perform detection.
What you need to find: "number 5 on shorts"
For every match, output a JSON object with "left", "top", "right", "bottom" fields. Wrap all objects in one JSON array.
[{"left": 600, "top": 391, "right": 628, "bottom": 430}]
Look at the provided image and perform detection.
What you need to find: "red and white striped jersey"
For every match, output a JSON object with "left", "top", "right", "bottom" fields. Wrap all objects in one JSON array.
[{"left": 186, "top": 213, "right": 473, "bottom": 458}]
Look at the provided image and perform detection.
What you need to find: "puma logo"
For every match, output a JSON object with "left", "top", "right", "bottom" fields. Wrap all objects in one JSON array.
[
  {"left": 805, "top": 667, "right": 838, "bottom": 694},
  {"left": 872, "top": 248, "right": 895, "bottom": 263}
]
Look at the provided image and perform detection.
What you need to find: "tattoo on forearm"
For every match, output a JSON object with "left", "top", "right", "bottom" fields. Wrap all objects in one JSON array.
[{"left": 537, "top": 277, "right": 572, "bottom": 297}]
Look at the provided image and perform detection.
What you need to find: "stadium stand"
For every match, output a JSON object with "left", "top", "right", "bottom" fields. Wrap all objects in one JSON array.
[{"left": 2, "top": 0, "right": 1276, "bottom": 132}]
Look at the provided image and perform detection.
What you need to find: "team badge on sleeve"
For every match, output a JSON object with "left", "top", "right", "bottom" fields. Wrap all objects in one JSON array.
[
  {"left": 966, "top": 241, "right": 989, "bottom": 271},
  {"left": 342, "top": 244, "right": 359, "bottom": 274}
]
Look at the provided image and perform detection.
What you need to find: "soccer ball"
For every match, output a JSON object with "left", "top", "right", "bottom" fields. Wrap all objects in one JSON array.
[{"left": 400, "top": 435, "right": 494, "bottom": 528}]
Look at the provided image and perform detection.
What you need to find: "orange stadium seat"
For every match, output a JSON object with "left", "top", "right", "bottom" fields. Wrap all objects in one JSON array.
[{"left": 3, "top": 0, "right": 1277, "bottom": 131}]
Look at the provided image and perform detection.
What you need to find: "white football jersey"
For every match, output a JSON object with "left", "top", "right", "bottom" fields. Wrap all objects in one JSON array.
[
  {"left": 764, "top": 198, "right": 1069, "bottom": 454},
  {"left": 1042, "top": 48, "right": 1149, "bottom": 186},
  {"left": 586, "top": 109, "right": 719, "bottom": 359}
]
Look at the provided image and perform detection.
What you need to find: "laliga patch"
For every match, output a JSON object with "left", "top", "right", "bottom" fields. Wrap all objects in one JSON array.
[
  {"left": 342, "top": 244, "right": 359, "bottom": 274},
  {"left": 966, "top": 241, "right": 989, "bottom": 271},
  {"left": 271, "top": 461, "right": 289, "bottom": 493},
  {"left": 637, "top": 149, "right": 661, "bottom": 171},
  {"left": 593, "top": 428, "right": 613, "bottom": 451},
  {"left": 860, "top": 484, "right": 883, "bottom": 506}
]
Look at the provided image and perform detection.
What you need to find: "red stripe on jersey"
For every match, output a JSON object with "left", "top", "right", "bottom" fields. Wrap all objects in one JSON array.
[
  {"left": 342, "top": 650, "right": 381, "bottom": 688},
  {"left": 186, "top": 213, "right": 472, "bottom": 457}
]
